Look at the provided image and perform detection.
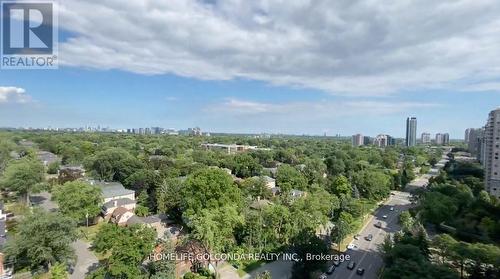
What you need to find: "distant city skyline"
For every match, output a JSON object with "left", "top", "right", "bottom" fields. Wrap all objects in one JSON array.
[{"left": 2, "top": 1, "right": 500, "bottom": 138}]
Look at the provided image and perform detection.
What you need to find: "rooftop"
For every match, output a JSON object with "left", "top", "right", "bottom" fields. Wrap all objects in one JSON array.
[
  {"left": 103, "top": 198, "right": 136, "bottom": 210},
  {"left": 89, "top": 180, "right": 135, "bottom": 199}
]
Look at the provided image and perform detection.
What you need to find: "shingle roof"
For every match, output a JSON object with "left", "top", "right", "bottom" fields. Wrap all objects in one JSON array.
[
  {"left": 102, "top": 198, "right": 136, "bottom": 210},
  {"left": 92, "top": 181, "right": 135, "bottom": 199},
  {"left": 126, "top": 215, "right": 144, "bottom": 226},
  {"left": 111, "top": 207, "right": 130, "bottom": 218},
  {"left": 126, "top": 215, "right": 161, "bottom": 226}
]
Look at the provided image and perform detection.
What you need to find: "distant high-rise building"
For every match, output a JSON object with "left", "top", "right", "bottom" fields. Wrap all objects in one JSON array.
[
  {"left": 352, "top": 134, "right": 364, "bottom": 146},
  {"left": 421, "top": 132, "right": 431, "bottom": 144},
  {"left": 188, "top": 127, "right": 202, "bottom": 136},
  {"left": 374, "top": 134, "right": 395, "bottom": 147},
  {"left": 435, "top": 133, "right": 449, "bottom": 145},
  {"left": 465, "top": 128, "right": 473, "bottom": 143},
  {"left": 443, "top": 133, "right": 450, "bottom": 145},
  {"left": 467, "top": 128, "right": 484, "bottom": 157},
  {"left": 483, "top": 108, "right": 500, "bottom": 198},
  {"left": 405, "top": 117, "right": 417, "bottom": 147}
]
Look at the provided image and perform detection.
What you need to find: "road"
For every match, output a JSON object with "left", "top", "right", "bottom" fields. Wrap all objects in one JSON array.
[{"left": 329, "top": 191, "right": 412, "bottom": 279}]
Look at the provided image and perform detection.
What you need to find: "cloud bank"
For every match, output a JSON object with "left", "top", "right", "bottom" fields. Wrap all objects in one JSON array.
[
  {"left": 57, "top": 0, "right": 500, "bottom": 96},
  {"left": 0, "top": 87, "right": 31, "bottom": 104}
]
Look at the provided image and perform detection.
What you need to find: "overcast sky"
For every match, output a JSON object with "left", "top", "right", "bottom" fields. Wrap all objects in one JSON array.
[{"left": 1, "top": 0, "right": 500, "bottom": 138}]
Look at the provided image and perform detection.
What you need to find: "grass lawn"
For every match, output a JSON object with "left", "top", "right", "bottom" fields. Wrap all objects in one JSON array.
[
  {"left": 236, "top": 260, "right": 265, "bottom": 277},
  {"left": 78, "top": 222, "right": 104, "bottom": 242},
  {"left": 5, "top": 201, "right": 30, "bottom": 216}
]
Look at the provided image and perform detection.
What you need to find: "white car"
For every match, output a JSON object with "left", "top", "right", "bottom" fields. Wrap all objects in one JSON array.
[
  {"left": 347, "top": 243, "right": 359, "bottom": 250},
  {"left": 390, "top": 207, "right": 394, "bottom": 211},
  {"left": 382, "top": 215, "right": 388, "bottom": 219}
]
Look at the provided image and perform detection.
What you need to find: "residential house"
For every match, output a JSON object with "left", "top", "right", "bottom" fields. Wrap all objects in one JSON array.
[
  {"left": 263, "top": 167, "right": 278, "bottom": 178},
  {"left": 291, "top": 189, "right": 307, "bottom": 199},
  {"left": 102, "top": 198, "right": 136, "bottom": 217},
  {"left": 110, "top": 207, "right": 135, "bottom": 226},
  {"left": 126, "top": 215, "right": 163, "bottom": 232},
  {"left": 251, "top": 176, "right": 276, "bottom": 189},
  {"left": 270, "top": 187, "right": 281, "bottom": 196},
  {"left": 36, "top": 151, "right": 59, "bottom": 166},
  {"left": 92, "top": 181, "right": 136, "bottom": 203},
  {"left": 58, "top": 165, "right": 85, "bottom": 184},
  {"left": 89, "top": 181, "right": 136, "bottom": 218}
]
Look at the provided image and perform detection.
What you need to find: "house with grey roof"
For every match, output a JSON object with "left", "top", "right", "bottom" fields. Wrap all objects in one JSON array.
[
  {"left": 291, "top": 189, "right": 307, "bottom": 199},
  {"left": 36, "top": 151, "right": 59, "bottom": 166},
  {"left": 90, "top": 181, "right": 136, "bottom": 203},
  {"left": 102, "top": 198, "right": 136, "bottom": 216}
]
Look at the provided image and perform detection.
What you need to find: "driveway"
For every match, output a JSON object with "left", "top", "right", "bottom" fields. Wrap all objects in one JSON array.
[
  {"left": 29, "top": 191, "right": 58, "bottom": 212},
  {"left": 70, "top": 240, "right": 99, "bottom": 279}
]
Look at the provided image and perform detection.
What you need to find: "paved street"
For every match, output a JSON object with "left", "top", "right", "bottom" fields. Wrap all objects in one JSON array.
[{"left": 328, "top": 191, "right": 412, "bottom": 279}]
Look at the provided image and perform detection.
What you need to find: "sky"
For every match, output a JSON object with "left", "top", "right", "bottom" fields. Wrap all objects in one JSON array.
[{"left": 1, "top": 0, "right": 500, "bottom": 138}]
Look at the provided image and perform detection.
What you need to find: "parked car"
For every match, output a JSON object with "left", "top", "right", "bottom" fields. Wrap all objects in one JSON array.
[
  {"left": 382, "top": 215, "right": 388, "bottom": 219},
  {"left": 347, "top": 261, "right": 356, "bottom": 270},
  {"left": 390, "top": 206, "right": 394, "bottom": 211},
  {"left": 374, "top": 221, "right": 382, "bottom": 228},
  {"left": 333, "top": 260, "right": 340, "bottom": 266},
  {"left": 347, "top": 243, "right": 359, "bottom": 250},
  {"left": 365, "top": 234, "right": 373, "bottom": 241},
  {"left": 327, "top": 265, "right": 336, "bottom": 274},
  {"left": 319, "top": 273, "right": 328, "bottom": 279},
  {"left": 354, "top": 234, "right": 360, "bottom": 240},
  {"left": 356, "top": 268, "right": 365, "bottom": 275}
]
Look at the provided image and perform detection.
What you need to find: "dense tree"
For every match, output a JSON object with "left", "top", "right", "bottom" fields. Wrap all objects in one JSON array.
[
  {"left": 86, "top": 147, "right": 143, "bottom": 182},
  {"left": 240, "top": 177, "right": 272, "bottom": 199},
  {"left": 419, "top": 192, "right": 458, "bottom": 224},
  {"left": 325, "top": 156, "right": 345, "bottom": 177},
  {"left": 91, "top": 224, "right": 156, "bottom": 278},
  {"left": 148, "top": 240, "right": 176, "bottom": 279},
  {"left": 229, "top": 153, "right": 262, "bottom": 178},
  {"left": 0, "top": 157, "right": 45, "bottom": 203},
  {"left": 190, "top": 205, "right": 243, "bottom": 253},
  {"left": 301, "top": 158, "right": 327, "bottom": 185},
  {"left": 181, "top": 168, "right": 242, "bottom": 217},
  {"left": 5, "top": 210, "right": 77, "bottom": 270},
  {"left": 291, "top": 230, "right": 329, "bottom": 279},
  {"left": 328, "top": 175, "right": 352, "bottom": 196},
  {"left": 352, "top": 170, "right": 391, "bottom": 200},
  {"left": 49, "top": 262, "right": 69, "bottom": 279},
  {"left": 276, "top": 164, "right": 307, "bottom": 193},
  {"left": 124, "top": 169, "right": 161, "bottom": 192},
  {"left": 332, "top": 212, "right": 355, "bottom": 248},
  {"left": 156, "top": 177, "right": 184, "bottom": 219},
  {"left": 52, "top": 181, "right": 102, "bottom": 222},
  {"left": 399, "top": 211, "right": 415, "bottom": 232}
]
